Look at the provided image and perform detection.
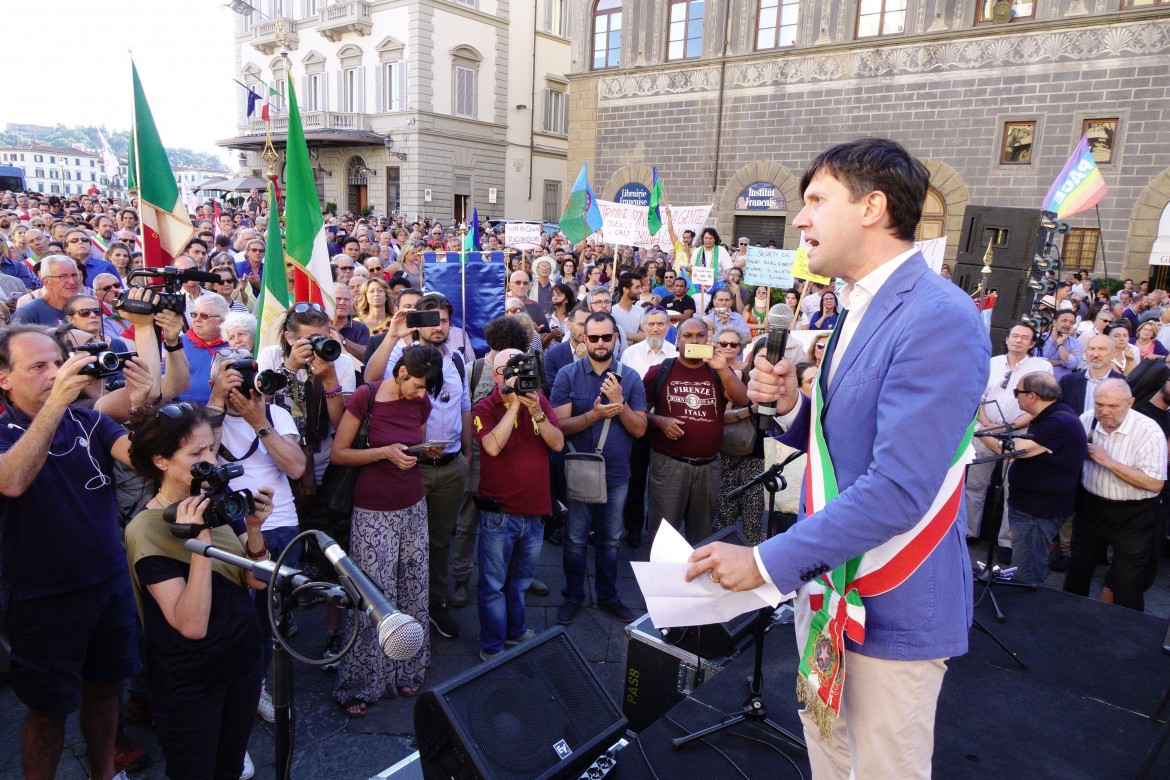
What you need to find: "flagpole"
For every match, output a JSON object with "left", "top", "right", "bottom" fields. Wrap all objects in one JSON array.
[
  {"left": 459, "top": 222, "right": 469, "bottom": 332},
  {"left": 130, "top": 59, "right": 145, "bottom": 262},
  {"left": 1093, "top": 204, "right": 1108, "bottom": 279}
]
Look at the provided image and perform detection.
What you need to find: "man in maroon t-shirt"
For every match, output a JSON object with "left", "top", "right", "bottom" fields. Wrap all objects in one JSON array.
[
  {"left": 644, "top": 318, "right": 748, "bottom": 543},
  {"left": 472, "top": 349, "right": 564, "bottom": 660}
]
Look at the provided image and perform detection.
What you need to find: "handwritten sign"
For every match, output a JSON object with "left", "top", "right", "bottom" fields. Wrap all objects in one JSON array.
[
  {"left": 691, "top": 266, "right": 715, "bottom": 287},
  {"left": 913, "top": 236, "right": 947, "bottom": 274},
  {"left": 593, "top": 201, "right": 714, "bottom": 249},
  {"left": 504, "top": 222, "right": 542, "bottom": 250},
  {"left": 744, "top": 247, "right": 795, "bottom": 288},
  {"left": 791, "top": 248, "right": 830, "bottom": 285}
]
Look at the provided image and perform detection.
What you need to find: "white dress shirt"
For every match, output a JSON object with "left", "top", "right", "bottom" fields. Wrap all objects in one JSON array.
[{"left": 1079, "top": 408, "right": 1167, "bottom": 501}]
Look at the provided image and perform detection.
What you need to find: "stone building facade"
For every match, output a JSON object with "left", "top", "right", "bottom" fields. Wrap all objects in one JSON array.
[{"left": 566, "top": 0, "right": 1170, "bottom": 284}]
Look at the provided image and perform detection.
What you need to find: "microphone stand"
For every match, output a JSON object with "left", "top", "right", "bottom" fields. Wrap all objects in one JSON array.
[
  {"left": 672, "top": 458, "right": 806, "bottom": 754},
  {"left": 185, "top": 537, "right": 355, "bottom": 780}
]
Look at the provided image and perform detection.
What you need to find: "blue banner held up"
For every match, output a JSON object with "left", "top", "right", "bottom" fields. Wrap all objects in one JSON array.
[{"left": 422, "top": 262, "right": 506, "bottom": 357}]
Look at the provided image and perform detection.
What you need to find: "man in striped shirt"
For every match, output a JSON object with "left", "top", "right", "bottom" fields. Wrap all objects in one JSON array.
[{"left": 1065, "top": 378, "right": 1167, "bottom": 611}]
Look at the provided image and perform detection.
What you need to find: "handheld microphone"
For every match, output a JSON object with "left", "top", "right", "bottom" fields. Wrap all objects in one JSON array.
[
  {"left": 756, "top": 308, "right": 792, "bottom": 431},
  {"left": 314, "top": 531, "right": 426, "bottom": 661},
  {"left": 179, "top": 268, "right": 224, "bottom": 285}
]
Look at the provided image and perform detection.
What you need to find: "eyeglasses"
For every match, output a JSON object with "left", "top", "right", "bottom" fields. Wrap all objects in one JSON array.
[
  {"left": 716, "top": 341, "right": 741, "bottom": 349},
  {"left": 815, "top": 342, "right": 826, "bottom": 350},
  {"left": 216, "top": 347, "right": 250, "bottom": 359},
  {"left": 217, "top": 277, "right": 235, "bottom": 284},
  {"left": 247, "top": 247, "right": 263, "bottom": 253},
  {"left": 513, "top": 280, "right": 531, "bottom": 286},
  {"left": 97, "top": 283, "right": 123, "bottom": 292},
  {"left": 999, "top": 370, "right": 1013, "bottom": 390},
  {"left": 156, "top": 402, "right": 196, "bottom": 419},
  {"left": 1012, "top": 389, "right": 1033, "bottom": 397},
  {"left": 190, "top": 311, "right": 223, "bottom": 321},
  {"left": 585, "top": 333, "right": 615, "bottom": 343},
  {"left": 67, "top": 237, "right": 87, "bottom": 244},
  {"left": 291, "top": 302, "right": 324, "bottom": 314},
  {"left": 68, "top": 308, "right": 101, "bottom": 318},
  {"left": 45, "top": 273, "right": 82, "bottom": 281}
]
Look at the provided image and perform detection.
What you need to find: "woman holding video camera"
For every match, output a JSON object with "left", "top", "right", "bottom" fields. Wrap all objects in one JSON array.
[
  {"left": 331, "top": 344, "right": 444, "bottom": 718},
  {"left": 123, "top": 402, "right": 276, "bottom": 780}
]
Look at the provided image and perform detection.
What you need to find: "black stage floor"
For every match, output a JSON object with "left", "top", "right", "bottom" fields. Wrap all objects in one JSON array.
[{"left": 614, "top": 586, "right": 1170, "bottom": 779}]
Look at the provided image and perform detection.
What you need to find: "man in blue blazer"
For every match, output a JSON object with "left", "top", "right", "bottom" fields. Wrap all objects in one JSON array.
[{"left": 687, "top": 138, "right": 988, "bottom": 779}]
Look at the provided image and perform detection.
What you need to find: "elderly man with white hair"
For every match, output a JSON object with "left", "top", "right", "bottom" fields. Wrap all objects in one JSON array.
[{"left": 12, "top": 256, "right": 81, "bottom": 326}]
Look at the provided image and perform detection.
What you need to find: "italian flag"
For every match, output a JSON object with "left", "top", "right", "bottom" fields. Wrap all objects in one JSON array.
[
  {"left": 262, "top": 85, "right": 279, "bottom": 121},
  {"left": 283, "top": 75, "right": 334, "bottom": 315},
  {"left": 128, "top": 62, "right": 192, "bottom": 268},
  {"left": 255, "top": 179, "right": 290, "bottom": 353}
]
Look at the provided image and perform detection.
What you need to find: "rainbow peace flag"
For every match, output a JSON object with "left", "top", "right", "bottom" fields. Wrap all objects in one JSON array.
[{"left": 1041, "top": 134, "right": 1108, "bottom": 220}]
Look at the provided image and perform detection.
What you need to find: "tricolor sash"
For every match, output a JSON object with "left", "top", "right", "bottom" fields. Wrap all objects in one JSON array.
[
  {"left": 795, "top": 322, "right": 975, "bottom": 740},
  {"left": 91, "top": 234, "right": 110, "bottom": 256}
]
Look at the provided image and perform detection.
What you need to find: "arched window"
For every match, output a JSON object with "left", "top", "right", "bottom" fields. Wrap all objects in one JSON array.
[
  {"left": 592, "top": 0, "right": 622, "bottom": 71},
  {"left": 915, "top": 186, "right": 946, "bottom": 241}
]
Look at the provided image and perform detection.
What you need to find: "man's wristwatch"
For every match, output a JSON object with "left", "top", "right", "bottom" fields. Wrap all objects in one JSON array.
[
  {"left": 163, "top": 340, "right": 184, "bottom": 352},
  {"left": 255, "top": 426, "right": 272, "bottom": 438}
]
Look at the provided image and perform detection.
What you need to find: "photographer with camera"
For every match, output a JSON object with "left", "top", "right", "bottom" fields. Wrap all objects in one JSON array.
[
  {"left": 206, "top": 349, "right": 306, "bottom": 722},
  {"left": 124, "top": 402, "right": 275, "bottom": 780},
  {"left": 473, "top": 348, "right": 564, "bottom": 659}
]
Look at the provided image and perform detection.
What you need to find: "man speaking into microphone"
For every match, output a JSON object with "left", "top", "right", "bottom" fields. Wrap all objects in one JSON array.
[{"left": 685, "top": 138, "right": 988, "bottom": 780}]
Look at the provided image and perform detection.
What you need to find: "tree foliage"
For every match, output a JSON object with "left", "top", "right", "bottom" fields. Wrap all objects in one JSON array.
[{"left": 0, "top": 124, "right": 228, "bottom": 172}]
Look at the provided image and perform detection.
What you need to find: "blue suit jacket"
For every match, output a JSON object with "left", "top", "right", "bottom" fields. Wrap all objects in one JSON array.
[{"left": 764, "top": 254, "right": 989, "bottom": 661}]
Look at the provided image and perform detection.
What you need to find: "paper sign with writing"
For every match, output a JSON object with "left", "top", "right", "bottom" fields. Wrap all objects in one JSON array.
[
  {"left": 744, "top": 247, "right": 795, "bottom": 288},
  {"left": 691, "top": 266, "right": 715, "bottom": 287},
  {"left": 505, "top": 222, "right": 542, "bottom": 250},
  {"left": 593, "top": 201, "right": 714, "bottom": 249},
  {"left": 913, "top": 236, "right": 947, "bottom": 274},
  {"left": 791, "top": 248, "right": 830, "bottom": 285}
]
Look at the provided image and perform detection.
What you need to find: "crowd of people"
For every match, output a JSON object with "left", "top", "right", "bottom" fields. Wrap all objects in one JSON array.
[{"left": 2, "top": 142, "right": 1168, "bottom": 780}]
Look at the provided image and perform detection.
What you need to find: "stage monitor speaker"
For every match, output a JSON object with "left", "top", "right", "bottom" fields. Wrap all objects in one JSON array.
[
  {"left": 953, "top": 206, "right": 1051, "bottom": 353},
  {"left": 660, "top": 526, "right": 757, "bottom": 658},
  {"left": 414, "top": 627, "right": 627, "bottom": 780}
]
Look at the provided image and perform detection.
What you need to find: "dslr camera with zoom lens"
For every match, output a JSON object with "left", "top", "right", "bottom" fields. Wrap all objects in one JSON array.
[
  {"left": 501, "top": 352, "right": 541, "bottom": 394},
  {"left": 164, "top": 461, "right": 255, "bottom": 539},
  {"left": 228, "top": 359, "right": 289, "bottom": 397},
  {"left": 75, "top": 342, "right": 136, "bottom": 379},
  {"left": 308, "top": 334, "right": 342, "bottom": 362}
]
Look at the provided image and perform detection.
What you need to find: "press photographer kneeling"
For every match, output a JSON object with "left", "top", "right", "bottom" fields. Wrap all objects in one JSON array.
[{"left": 124, "top": 402, "right": 276, "bottom": 780}]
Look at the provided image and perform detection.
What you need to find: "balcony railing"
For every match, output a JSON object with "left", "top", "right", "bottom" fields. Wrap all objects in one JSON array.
[
  {"left": 246, "top": 111, "right": 369, "bottom": 134},
  {"left": 317, "top": 0, "right": 373, "bottom": 42},
  {"left": 251, "top": 17, "right": 299, "bottom": 55}
]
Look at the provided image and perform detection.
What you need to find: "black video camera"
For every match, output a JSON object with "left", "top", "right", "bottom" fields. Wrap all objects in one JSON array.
[
  {"left": 75, "top": 342, "right": 136, "bottom": 378},
  {"left": 164, "top": 461, "right": 255, "bottom": 539},
  {"left": 501, "top": 352, "right": 541, "bottom": 394},
  {"left": 115, "top": 266, "right": 207, "bottom": 317},
  {"left": 308, "top": 334, "right": 342, "bottom": 362},
  {"left": 226, "top": 359, "right": 288, "bottom": 397}
]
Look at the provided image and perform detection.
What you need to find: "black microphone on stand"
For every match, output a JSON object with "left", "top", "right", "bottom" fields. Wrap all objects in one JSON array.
[
  {"left": 756, "top": 305, "right": 793, "bottom": 432},
  {"left": 313, "top": 531, "right": 426, "bottom": 661}
]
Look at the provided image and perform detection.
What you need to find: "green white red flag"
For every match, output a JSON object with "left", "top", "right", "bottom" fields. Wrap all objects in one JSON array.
[
  {"left": 128, "top": 61, "right": 192, "bottom": 268},
  {"left": 255, "top": 179, "right": 290, "bottom": 354},
  {"left": 283, "top": 75, "right": 333, "bottom": 314}
]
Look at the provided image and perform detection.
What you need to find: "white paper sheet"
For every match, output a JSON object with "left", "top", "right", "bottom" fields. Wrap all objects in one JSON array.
[{"left": 631, "top": 523, "right": 793, "bottom": 628}]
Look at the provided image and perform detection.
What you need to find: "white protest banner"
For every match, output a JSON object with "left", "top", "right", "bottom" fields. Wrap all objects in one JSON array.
[
  {"left": 504, "top": 221, "right": 542, "bottom": 250},
  {"left": 913, "top": 236, "right": 947, "bottom": 274},
  {"left": 596, "top": 199, "right": 649, "bottom": 247},
  {"left": 744, "top": 247, "right": 795, "bottom": 288},
  {"left": 657, "top": 204, "right": 713, "bottom": 251}
]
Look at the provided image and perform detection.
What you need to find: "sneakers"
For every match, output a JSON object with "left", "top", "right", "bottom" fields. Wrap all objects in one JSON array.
[
  {"left": 505, "top": 628, "right": 537, "bottom": 647},
  {"left": 322, "top": 630, "right": 344, "bottom": 671},
  {"left": 450, "top": 579, "right": 470, "bottom": 608},
  {"left": 241, "top": 750, "right": 255, "bottom": 779},
  {"left": 599, "top": 600, "right": 637, "bottom": 623},
  {"left": 257, "top": 684, "right": 275, "bottom": 723},
  {"left": 526, "top": 578, "right": 549, "bottom": 597},
  {"left": 113, "top": 732, "right": 149, "bottom": 772},
  {"left": 556, "top": 601, "right": 581, "bottom": 625},
  {"left": 479, "top": 647, "right": 504, "bottom": 662},
  {"left": 430, "top": 604, "right": 460, "bottom": 639}
]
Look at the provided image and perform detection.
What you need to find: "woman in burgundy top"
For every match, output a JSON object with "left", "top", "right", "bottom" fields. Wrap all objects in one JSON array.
[{"left": 330, "top": 345, "right": 444, "bottom": 718}]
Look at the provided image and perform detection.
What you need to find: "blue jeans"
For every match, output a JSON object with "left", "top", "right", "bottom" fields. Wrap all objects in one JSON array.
[
  {"left": 563, "top": 481, "right": 629, "bottom": 607},
  {"left": 477, "top": 512, "right": 544, "bottom": 653},
  {"left": 256, "top": 525, "right": 302, "bottom": 678},
  {"left": 1007, "top": 507, "right": 1065, "bottom": 586}
]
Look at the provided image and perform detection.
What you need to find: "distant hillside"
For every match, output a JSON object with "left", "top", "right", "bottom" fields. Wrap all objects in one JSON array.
[{"left": 0, "top": 124, "right": 229, "bottom": 172}]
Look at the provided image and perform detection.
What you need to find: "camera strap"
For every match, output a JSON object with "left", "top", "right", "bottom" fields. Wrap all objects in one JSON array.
[{"left": 218, "top": 406, "right": 274, "bottom": 463}]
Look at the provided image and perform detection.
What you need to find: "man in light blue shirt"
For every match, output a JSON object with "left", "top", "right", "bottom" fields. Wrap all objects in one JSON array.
[
  {"left": 1039, "top": 310, "right": 1084, "bottom": 381},
  {"left": 382, "top": 294, "right": 471, "bottom": 640}
]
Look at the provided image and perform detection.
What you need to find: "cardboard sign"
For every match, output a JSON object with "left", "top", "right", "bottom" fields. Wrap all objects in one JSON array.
[
  {"left": 504, "top": 222, "right": 542, "bottom": 250},
  {"left": 744, "top": 246, "right": 795, "bottom": 288},
  {"left": 691, "top": 266, "right": 715, "bottom": 287},
  {"left": 913, "top": 236, "right": 947, "bottom": 274},
  {"left": 791, "top": 248, "right": 830, "bottom": 285}
]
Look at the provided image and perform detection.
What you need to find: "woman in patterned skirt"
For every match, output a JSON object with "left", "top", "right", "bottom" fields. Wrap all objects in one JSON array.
[{"left": 330, "top": 345, "right": 444, "bottom": 718}]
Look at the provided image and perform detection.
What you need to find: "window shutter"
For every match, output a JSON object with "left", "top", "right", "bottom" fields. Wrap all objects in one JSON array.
[
  {"left": 375, "top": 64, "right": 384, "bottom": 112},
  {"left": 300, "top": 76, "right": 308, "bottom": 110},
  {"left": 399, "top": 59, "right": 408, "bottom": 110},
  {"left": 358, "top": 67, "right": 366, "bottom": 113},
  {"left": 335, "top": 71, "right": 344, "bottom": 112}
]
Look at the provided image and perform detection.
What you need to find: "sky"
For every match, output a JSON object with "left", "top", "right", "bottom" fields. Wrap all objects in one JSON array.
[{"left": 4, "top": 0, "right": 240, "bottom": 164}]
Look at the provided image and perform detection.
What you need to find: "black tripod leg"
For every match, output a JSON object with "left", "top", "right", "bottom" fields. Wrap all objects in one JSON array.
[
  {"left": 1135, "top": 716, "right": 1170, "bottom": 780},
  {"left": 971, "top": 618, "right": 1027, "bottom": 669}
]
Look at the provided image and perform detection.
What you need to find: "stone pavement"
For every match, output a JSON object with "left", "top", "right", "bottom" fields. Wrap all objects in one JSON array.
[{"left": 2, "top": 529, "right": 1168, "bottom": 779}]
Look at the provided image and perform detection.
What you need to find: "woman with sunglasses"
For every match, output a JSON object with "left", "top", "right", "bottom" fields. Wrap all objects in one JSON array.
[
  {"left": 714, "top": 333, "right": 767, "bottom": 545},
  {"left": 356, "top": 278, "right": 394, "bottom": 336},
  {"left": 124, "top": 402, "right": 276, "bottom": 780},
  {"left": 805, "top": 332, "right": 831, "bottom": 368},
  {"left": 210, "top": 264, "right": 251, "bottom": 314},
  {"left": 331, "top": 345, "right": 444, "bottom": 717}
]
